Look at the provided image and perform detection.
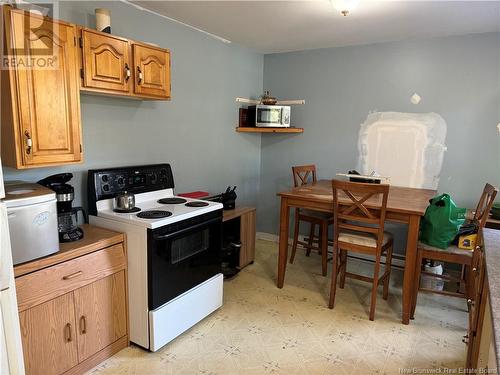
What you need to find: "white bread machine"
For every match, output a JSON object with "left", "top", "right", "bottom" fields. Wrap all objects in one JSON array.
[{"left": 4, "top": 182, "right": 59, "bottom": 265}]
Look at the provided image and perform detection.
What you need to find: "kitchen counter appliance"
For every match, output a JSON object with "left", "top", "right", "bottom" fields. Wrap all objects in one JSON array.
[
  {"left": 3, "top": 182, "right": 59, "bottom": 265},
  {"left": 38, "top": 173, "right": 86, "bottom": 242},
  {"left": 88, "top": 164, "right": 224, "bottom": 352},
  {"left": 247, "top": 104, "right": 291, "bottom": 128}
]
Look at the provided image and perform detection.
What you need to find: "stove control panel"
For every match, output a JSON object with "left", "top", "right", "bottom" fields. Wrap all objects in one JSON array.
[{"left": 87, "top": 164, "right": 174, "bottom": 215}]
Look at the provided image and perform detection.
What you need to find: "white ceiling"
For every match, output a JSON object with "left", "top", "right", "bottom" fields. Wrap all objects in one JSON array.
[{"left": 130, "top": 0, "right": 500, "bottom": 53}]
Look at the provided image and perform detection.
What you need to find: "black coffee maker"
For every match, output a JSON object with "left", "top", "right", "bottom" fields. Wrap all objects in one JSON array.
[{"left": 38, "top": 173, "right": 86, "bottom": 242}]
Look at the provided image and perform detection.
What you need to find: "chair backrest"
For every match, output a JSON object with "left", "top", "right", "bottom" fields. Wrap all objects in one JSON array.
[
  {"left": 332, "top": 179, "right": 390, "bottom": 249},
  {"left": 473, "top": 183, "right": 498, "bottom": 230},
  {"left": 292, "top": 165, "right": 317, "bottom": 187}
]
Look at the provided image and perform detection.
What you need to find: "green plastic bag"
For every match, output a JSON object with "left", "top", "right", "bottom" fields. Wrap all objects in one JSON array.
[{"left": 419, "top": 194, "right": 466, "bottom": 249}]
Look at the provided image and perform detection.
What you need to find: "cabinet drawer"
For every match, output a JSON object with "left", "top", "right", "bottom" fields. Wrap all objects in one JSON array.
[{"left": 16, "top": 244, "right": 125, "bottom": 312}]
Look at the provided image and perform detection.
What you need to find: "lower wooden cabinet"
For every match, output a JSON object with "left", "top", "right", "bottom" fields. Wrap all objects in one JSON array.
[
  {"left": 239, "top": 209, "right": 256, "bottom": 268},
  {"left": 222, "top": 207, "right": 256, "bottom": 268},
  {"left": 19, "top": 293, "right": 79, "bottom": 375},
  {"left": 73, "top": 272, "right": 127, "bottom": 362},
  {"left": 14, "top": 227, "right": 128, "bottom": 375}
]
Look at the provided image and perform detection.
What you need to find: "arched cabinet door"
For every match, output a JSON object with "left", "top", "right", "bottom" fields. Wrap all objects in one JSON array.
[
  {"left": 132, "top": 43, "right": 170, "bottom": 99},
  {"left": 81, "top": 29, "right": 131, "bottom": 93},
  {"left": 2, "top": 8, "right": 82, "bottom": 168}
]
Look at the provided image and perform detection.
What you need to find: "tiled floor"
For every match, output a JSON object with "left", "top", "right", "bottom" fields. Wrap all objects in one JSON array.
[{"left": 88, "top": 239, "right": 468, "bottom": 375}]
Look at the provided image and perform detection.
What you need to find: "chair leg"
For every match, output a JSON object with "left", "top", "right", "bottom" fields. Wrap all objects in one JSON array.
[
  {"left": 290, "top": 209, "right": 300, "bottom": 264},
  {"left": 410, "top": 250, "right": 423, "bottom": 319},
  {"left": 369, "top": 253, "right": 382, "bottom": 321},
  {"left": 321, "top": 221, "right": 328, "bottom": 276},
  {"left": 306, "top": 223, "right": 315, "bottom": 257},
  {"left": 339, "top": 250, "right": 347, "bottom": 289},
  {"left": 383, "top": 244, "right": 393, "bottom": 300},
  {"left": 329, "top": 245, "right": 339, "bottom": 309}
]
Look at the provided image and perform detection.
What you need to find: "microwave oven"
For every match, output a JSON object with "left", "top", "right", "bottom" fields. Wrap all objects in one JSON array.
[{"left": 247, "top": 105, "right": 291, "bottom": 128}]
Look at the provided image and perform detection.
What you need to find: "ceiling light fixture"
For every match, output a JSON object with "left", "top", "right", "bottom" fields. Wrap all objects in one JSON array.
[{"left": 330, "top": 0, "right": 360, "bottom": 16}]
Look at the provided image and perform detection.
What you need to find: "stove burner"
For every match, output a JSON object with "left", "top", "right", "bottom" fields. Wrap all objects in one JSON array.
[
  {"left": 185, "top": 201, "right": 209, "bottom": 207},
  {"left": 136, "top": 210, "right": 172, "bottom": 219},
  {"left": 158, "top": 197, "right": 187, "bottom": 204},
  {"left": 113, "top": 207, "right": 141, "bottom": 213}
]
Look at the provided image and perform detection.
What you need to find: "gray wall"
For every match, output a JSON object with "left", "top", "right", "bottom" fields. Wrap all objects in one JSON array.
[
  {"left": 259, "top": 32, "right": 500, "bottom": 253},
  {"left": 4, "top": 1, "right": 264, "bottom": 210},
  {"left": 4, "top": 1, "right": 499, "bottom": 252}
]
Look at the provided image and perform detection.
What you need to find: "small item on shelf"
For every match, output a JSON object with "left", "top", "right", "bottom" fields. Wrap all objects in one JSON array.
[
  {"left": 238, "top": 108, "right": 249, "bottom": 127},
  {"left": 260, "top": 90, "right": 278, "bottom": 105},
  {"left": 95, "top": 8, "right": 111, "bottom": 33}
]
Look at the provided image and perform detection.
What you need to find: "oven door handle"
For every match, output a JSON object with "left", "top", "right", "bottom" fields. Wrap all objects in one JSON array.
[{"left": 152, "top": 217, "right": 221, "bottom": 241}]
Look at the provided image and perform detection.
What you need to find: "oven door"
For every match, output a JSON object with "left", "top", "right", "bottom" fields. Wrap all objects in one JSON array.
[{"left": 147, "top": 210, "right": 222, "bottom": 310}]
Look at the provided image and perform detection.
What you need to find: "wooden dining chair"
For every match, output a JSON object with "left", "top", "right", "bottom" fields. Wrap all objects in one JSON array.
[
  {"left": 329, "top": 180, "right": 394, "bottom": 321},
  {"left": 411, "top": 183, "right": 498, "bottom": 318},
  {"left": 289, "top": 165, "right": 333, "bottom": 276}
]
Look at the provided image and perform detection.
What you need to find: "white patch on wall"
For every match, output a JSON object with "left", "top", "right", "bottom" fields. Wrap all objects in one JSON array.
[{"left": 358, "top": 112, "right": 447, "bottom": 190}]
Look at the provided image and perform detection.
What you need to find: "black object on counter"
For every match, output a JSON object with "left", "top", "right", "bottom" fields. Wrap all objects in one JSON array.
[
  {"left": 205, "top": 186, "right": 237, "bottom": 210},
  {"left": 221, "top": 186, "right": 237, "bottom": 210},
  {"left": 38, "top": 173, "right": 86, "bottom": 242}
]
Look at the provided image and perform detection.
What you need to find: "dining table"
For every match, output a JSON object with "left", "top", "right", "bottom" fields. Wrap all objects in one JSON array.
[{"left": 276, "top": 179, "right": 437, "bottom": 325}]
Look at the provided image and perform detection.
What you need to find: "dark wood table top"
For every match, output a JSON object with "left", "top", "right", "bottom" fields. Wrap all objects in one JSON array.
[{"left": 278, "top": 180, "right": 436, "bottom": 216}]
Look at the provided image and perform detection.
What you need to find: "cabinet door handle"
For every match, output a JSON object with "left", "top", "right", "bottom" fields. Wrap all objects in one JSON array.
[
  {"left": 62, "top": 271, "right": 83, "bottom": 280},
  {"left": 24, "top": 130, "right": 32, "bottom": 155},
  {"left": 65, "top": 323, "right": 72, "bottom": 342},
  {"left": 125, "top": 63, "right": 131, "bottom": 81},
  {"left": 137, "top": 66, "right": 143, "bottom": 85},
  {"left": 79, "top": 315, "right": 87, "bottom": 334}
]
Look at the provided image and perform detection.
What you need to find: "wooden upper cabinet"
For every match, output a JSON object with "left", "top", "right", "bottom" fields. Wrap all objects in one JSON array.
[
  {"left": 78, "top": 30, "right": 171, "bottom": 100},
  {"left": 81, "top": 29, "right": 131, "bottom": 93},
  {"left": 19, "top": 293, "right": 79, "bottom": 375},
  {"left": 1, "top": 8, "right": 83, "bottom": 169},
  {"left": 133, "top": 43, "right": 170, "bottom": 99}
]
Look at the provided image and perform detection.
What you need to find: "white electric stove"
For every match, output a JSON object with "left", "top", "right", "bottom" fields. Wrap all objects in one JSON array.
[
  {"left": 95, "top": 189, "right": 223, "bottom": 229},
  {"left": 88, "top": 164, "right": 223, "bottom": 351}
]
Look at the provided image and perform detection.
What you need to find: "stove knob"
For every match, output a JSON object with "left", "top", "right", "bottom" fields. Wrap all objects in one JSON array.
[
  {"left": 117, "top": 177, "right": 125, "bottom": 186},
  {"left": 102, "top": 184, "right": 110, "bottom": 192},
  {"left": 151, "top": 174, "right": 157, "bottom": 183},
  {"left": 101, "top": 174, "right": 109, "bottom": 182}
]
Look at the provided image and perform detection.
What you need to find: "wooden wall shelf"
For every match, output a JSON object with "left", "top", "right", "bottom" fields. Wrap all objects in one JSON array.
[{"left": 235, "top": 127, "right": 304, "bottom": 134}]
